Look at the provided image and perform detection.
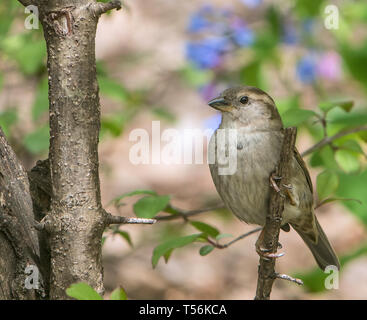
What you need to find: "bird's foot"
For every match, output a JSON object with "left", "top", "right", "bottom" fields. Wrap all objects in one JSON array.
[
  {"left": 255, "top": 229, "right": 285, "bottom": 259},
  {"left": 269, "top": 174, "right": 285, "bottom": 198},
  {"left": 256, "top": 245, "right": 285, "bottom": 259}
]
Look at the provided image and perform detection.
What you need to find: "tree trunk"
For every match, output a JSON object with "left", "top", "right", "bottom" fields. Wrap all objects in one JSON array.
[
  {"left": 0, "top": 0, "right": 122, "bottom": 300},
  {"left": 38, "top": 0, "right": 121, "bottom": 299}
]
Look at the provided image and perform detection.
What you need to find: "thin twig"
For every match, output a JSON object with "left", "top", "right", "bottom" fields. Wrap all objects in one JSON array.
[
  {"left": 104, "top": 211, "right": 156, "bottom": 225},
  {"left": 255, "top": 127, "right": 297, "bottom": 300},
  {"left": 274, "top": 273, "right": 303, "bottom": 286},
  {"left": 155, "top": 205, "right": 226, "bottom": 221},
  {"left": 207, "top": 227, "right": 262, "bottom": 249},
  {"left": 301, "top": 126, "right": 367, "bottom": 157},
  {"left": 92, "top": 0, "right": 122, "bottom": 16}
]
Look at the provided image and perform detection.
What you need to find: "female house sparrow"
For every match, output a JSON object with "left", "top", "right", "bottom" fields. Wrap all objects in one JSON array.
[{"left": 208, "top": 86, "right": 340, "bottom": 270}]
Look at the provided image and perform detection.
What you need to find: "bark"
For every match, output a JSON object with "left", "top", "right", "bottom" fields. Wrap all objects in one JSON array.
[
  {"left": 255, "top": 127, "right": 297, "bottom": 300},
  {"left": 32, "top": 0, "right": 121, "bottom": 299},
  {"left": 0, "top": 128, "right": 41, "bottom": 299}
]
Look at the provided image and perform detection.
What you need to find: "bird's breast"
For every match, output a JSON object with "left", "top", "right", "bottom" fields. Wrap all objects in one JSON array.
[{"left": 209, "top": 129, "right": 283, "bottom": 225}]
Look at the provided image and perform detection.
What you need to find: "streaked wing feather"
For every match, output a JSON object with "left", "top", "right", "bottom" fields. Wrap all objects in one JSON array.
[{"left": 294, "top": 147, "right": 313, "bottom": 194}]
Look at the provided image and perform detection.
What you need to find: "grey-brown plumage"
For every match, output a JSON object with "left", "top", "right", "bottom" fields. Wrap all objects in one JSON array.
[{"left": 208, "top": 86, "right": 340, "bottom": 270}]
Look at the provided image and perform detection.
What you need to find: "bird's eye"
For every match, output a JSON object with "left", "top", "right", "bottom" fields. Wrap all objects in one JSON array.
[{"left": 240, "top": 96, "right": 249, "bottom": 105}]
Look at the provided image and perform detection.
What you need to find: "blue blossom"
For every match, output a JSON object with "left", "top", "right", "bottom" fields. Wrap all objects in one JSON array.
[
  {"left": 233, "top": 27, "right": 254, "bottom": 47},
  {"left": 302, "top": 19, "right": 315, "bottom": 34},
  {"left": 186, "top": 37, "right": 230, "bottom": 69},
  {"left": 282, "top": 24, "right": 298, "bottom": 45},
  {"left": 230, "top": 17, "right": 254, "bottom": 47},
  {"left": 239, "top": 0, "right": 263, "bottom": 8},
  {"left": 296, "top": 56, "right": 317, "bottom": 84},
  {"left": 187, "top": 6, "right": 213, "bottom": 33}
]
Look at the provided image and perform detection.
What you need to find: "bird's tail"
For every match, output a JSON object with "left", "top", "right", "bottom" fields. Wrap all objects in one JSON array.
[{"left": 292, "top": 217, "right": 340, "bottom": 271}]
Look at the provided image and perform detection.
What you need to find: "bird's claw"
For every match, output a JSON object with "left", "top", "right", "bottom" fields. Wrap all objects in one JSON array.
[{"left": 256, "top": 243, "right": 285, "bottom": 259}]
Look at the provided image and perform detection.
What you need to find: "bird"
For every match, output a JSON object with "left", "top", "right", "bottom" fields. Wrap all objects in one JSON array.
[{"left": 207, "top": 85, "right": 340, "bottom": 271}]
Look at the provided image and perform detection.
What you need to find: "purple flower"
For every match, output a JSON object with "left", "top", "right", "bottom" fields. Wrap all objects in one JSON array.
[
  {"left": 230, "top": 18, "right": 254, "bottom": 47},
  {"left": 186, "top": 37, "right": 230, "bottom": 69},
  {"left": 296, "top": 55, "right": 317, "bottom": 84},
  {"left": 317, "top": 51, "right": 341, "bottom": 80},
  {"left": 239, "top": 0, "right": 263, "bottom": 8},
  {"left": 203, "top": 113, "right": 222, "bottom": 131}
]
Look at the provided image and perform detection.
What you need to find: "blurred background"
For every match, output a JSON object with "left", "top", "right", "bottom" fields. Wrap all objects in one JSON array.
[{"left": 1, "top": 0, "right": 367, "bottom": 299}]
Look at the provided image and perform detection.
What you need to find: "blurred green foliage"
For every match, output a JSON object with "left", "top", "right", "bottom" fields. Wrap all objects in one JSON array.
[{"left": 1, "top": 0, "right": 367, "bottom": 297}]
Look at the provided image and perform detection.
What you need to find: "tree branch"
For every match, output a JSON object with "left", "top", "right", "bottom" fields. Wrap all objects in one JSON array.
[
  {"left": 91, "top": 0, "right": 122, "bottom": 16},
  {"left": 17, "top": 0, "right": 34, "bottom": 7},
  {"left": 301, "top": 125, "right": 367, "bottom": 157},
  {"left": 0, "top": 127, "right": 41, "bottom": 299},
  {"left": 104, "top": 211, "right": 156, "bottom": 225},
  {"left": 255, "top": 127, "right": 297, "bottom": 300},
  {"left": 155, "top": 205, "right": 226, "bottom": 221},
  {"left": 275, "top": 273, "right": 303, "bottom": 285},
  {"left": 207, "top": 227, "right": 262, "bottom": 249}
]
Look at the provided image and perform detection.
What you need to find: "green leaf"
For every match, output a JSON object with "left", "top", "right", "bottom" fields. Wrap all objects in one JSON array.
[
  {"left": 319, "top": 100, "right": 354, "bottom": 113},
  {"left": 357, "top": 130, "right": 367, "bottom": 142},
  {"left": 101, "top": 114, "right": 126, "bottom": 137},
  {"left": 309, "top": 146, "right": 339, "bottom": 169},
  {"left": 109, "top": 189, "right": 157, "bottom": 206},
  {"left": 32, "top": 78, "right": 49, "bottom": 121},
  {"left": 1, "top": 34, "right": 46, "bottom": 75},
  {"left": 24, "top": 126, "right": 49, "bottom": 155},
  {"left": 181, "top": 65, "right": 213, "bottom": 87},
  {"left": 116, "top": 230, "right": 133, "bottom": 247},
  {"left": 316, "top": 170, "right": 339, "bottom": 200},
  {"left": 199, "top": 245, "right": 214, "bottom": 256},
  {"left": 240, "top": 60, "right": 263, "bottom": 88},
  {"left": 190, "top": 221, "right": 220, "bottom": 238},
  {"left": 294, "top": 243, "right": 367, "bottom": 293},
  {"left": 336, "top": 170, "right": 367, "bottom": 225},
  {"left": 151, "top": 108, "right": 176, "bottom": 123},
  {"left": 110, "top": 287, "right": 127, "bottom": 300},
  {"left": 281, "top": 109, "right": 317, "bottom": 127},
  {"left": 340, "top": 41, "right": 367, "bottom": 91},
  {"left": 152, "top": 234, "right": 202, "bottom": 268},
  {"left": 163, "top": 248, "right": 173, "bottom": 263},
  {"left": 0, "top": 109, "right": 18, "bottom": 137},
  {"left": 101, "top": 236, "right": 106, "bottom": 246},
  {"left": 98, "top": 76, "right": 128, "bottom": 102},
  {"left": 337, "top": 140, "right": 365, "bottom": 155},
  {"left": 215, "top": 233, "right": 233, "bottom": 240},
  {"left": 133, "top": 195, "right": 170, "bottom": 218},
  {"left": 275, "top": 95, "right": 300, "bottom": 114},
  {"left": 66, "top": 283, "right": 102, "bottom": 300},
  {"left": 317, "top": 197, "right": 362, "bottom": 208},
  {"left": 335, "top": 149, "right": 360, "bottom": 173}
]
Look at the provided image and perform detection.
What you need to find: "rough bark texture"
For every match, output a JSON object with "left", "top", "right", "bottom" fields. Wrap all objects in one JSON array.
[
  {"left": 255, "top": 127, "right": 297, "bottom": 300},
  {"left": 0, "top": 0, "right": 122, "bottom": 300},
  {"left": 0, "top": 128, "right": 41, "bottom": 299},
  {"left": 37, "top": 0, "right": 112, "bottom": 299}
]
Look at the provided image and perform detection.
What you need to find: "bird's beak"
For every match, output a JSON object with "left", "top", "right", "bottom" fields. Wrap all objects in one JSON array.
[{"left": 208, "top": 97, "right": 232, "bottom": 112}]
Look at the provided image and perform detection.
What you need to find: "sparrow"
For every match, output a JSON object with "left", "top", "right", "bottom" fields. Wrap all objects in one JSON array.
[{"left": 208, "top": 86, "right": 340, "bottom": 271}]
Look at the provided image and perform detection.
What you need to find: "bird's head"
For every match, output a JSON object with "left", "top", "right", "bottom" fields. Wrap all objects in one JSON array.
[{"left": 208, "top": 86, "right": 283, "bottom": 130}]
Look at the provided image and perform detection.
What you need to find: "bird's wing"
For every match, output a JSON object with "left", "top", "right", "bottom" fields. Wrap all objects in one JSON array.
[{"left": 293, "top": 147, "right": 313, "bottom": 194}]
